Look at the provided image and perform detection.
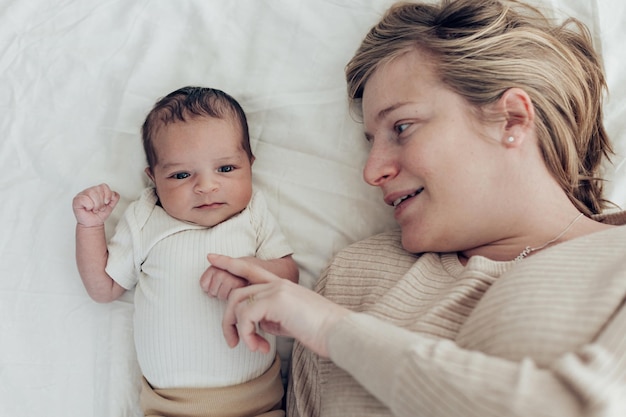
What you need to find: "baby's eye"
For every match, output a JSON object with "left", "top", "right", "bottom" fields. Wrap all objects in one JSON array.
[
  {"left": 394, "top": 123, "right": 410, "bottom": 134},
  {"left": 172, "top": 172, "right": 190, "bottom": 179},
  {"left": 218, "top": 165, "right": 235, "bottom": 173}
]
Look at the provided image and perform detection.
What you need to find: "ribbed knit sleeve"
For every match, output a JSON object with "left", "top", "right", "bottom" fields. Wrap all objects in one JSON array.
[
  {"left": 289, "top": 224, "right": 626, "bottom": 417},
  {"left": 248, "top": 190, "right": 294, "bottom": 260},
  {"left": 324, "top": 226, "right": 626, "bottom": 417},
  {"left": 328, "top": 312, "right": 625, "bottom": 417},
  {"left": 105, "top": 195, "right": 148, "bottom": 290}
]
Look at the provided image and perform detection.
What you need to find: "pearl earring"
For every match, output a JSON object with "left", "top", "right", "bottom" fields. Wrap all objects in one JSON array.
[{"left": 506, "top": 136, "right": 515, "bottom": 143}]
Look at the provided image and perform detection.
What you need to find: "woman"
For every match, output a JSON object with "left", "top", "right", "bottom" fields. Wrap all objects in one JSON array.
[{"left": 202, "top": 0, "right": 626, "bottom": 415}]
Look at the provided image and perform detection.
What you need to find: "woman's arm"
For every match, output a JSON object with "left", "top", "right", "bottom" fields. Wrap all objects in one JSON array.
[
  {"left": 200, "top": 254, "right": 299, "bottom": 300},
  {"left": 328, "top": 311, "right": 625, "bottom": 417},
  {"left": 210, "top": 253, "right": 347, "bottom": 355},
  {"left": 212, "top": 254, "right": 626, "bottom": 417}
]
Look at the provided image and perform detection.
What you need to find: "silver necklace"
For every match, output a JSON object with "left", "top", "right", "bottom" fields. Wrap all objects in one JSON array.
[{"left": 514, "top": 213, "right": 584, "bottom": 262}]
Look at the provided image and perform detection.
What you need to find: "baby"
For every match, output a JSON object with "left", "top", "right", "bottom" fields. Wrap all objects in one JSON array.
[{"left": 72, "top": 86, "right": 298, "bottom": 417}]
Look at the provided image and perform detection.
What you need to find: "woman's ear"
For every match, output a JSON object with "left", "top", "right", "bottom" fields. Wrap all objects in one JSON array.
[{"left": 498, "top": 87, "right": 535, "bottom": 147}]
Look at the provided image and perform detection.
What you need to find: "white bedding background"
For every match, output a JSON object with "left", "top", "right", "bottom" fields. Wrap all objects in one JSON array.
[{"left": 1, "top": 1, "right": 624, "bottom": 416}]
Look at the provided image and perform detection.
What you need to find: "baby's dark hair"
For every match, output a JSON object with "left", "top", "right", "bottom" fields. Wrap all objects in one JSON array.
[{"left": 141, "top": 86, "right": 253, "bottom": 171}]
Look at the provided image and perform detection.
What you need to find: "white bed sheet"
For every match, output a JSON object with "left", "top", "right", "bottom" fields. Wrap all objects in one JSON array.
[{"left": 1, "top": 1, "right": 624, "bottom": 416}]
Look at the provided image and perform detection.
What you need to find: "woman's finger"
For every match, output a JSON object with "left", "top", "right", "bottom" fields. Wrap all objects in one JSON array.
[
  {"left": 207, "top": 254, "right": 279, "bottom": 285},
  {"left": 222, "top": 284, "right": 262, "bottom": 348},
  {"left": 222, "top": 284, "right": 273, "bottom": 352}
]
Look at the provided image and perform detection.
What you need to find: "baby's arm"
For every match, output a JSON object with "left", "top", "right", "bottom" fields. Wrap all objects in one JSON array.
[
  {"left": 246, "top": 255, "right": 299, "bottom": 284},
  {"left": 72, "top": 183, "right": 126, "bottom": 303},
  {"left": 201, "top": 255, "right": 298, "bottom": 300}
]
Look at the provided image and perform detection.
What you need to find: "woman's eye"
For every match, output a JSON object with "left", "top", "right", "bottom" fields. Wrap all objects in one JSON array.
[
  {"left": 218, "top": 165, "right": 235, "bottom": 173},
  {"left": 172, "top": 172, "right": 190, "bottom": 179}
]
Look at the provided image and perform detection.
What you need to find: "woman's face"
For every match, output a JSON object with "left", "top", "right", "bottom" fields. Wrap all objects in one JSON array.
[{"left": 361, "top": 49, "right": 510, "bottom": 254}]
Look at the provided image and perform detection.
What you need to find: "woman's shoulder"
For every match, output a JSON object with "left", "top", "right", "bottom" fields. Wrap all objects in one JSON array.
[
  {"left": 575, "top": 215, "right": 626, "bottom": 252},
  {"left": 315, "top": 228, "right": 419, "bottom": 302},
  {"left": 328, "top": 228, "right": 418, "bottom": 271},
  {"left": 326, "top": 229, "right": 419, "bottom": 279}
]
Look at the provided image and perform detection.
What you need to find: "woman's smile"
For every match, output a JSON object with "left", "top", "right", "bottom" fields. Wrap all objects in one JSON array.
[{"left": 391, "top": 187, "right": 423, "bottom": 208}]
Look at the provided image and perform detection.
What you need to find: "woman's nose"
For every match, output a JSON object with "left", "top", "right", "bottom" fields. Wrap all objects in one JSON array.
[{"left": 362, "top": 140, "right": 398, "bottom": 187}]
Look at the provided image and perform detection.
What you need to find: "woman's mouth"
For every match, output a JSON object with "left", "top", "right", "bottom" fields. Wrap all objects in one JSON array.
[{"left": 391, "top": 187, "right": 424, "bottom": 208}]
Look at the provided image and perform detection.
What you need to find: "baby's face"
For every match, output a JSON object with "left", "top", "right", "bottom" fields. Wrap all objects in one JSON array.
[{"left": 147, "top": 116, "right": 253, "bottom": 227}]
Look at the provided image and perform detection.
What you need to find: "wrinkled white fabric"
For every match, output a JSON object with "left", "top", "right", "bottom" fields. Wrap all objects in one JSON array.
[{"left": 0, "top": 1, "right": 624, "bottom": 416}]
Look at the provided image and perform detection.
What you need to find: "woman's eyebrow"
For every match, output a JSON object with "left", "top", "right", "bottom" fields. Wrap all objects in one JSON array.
[{"left": 364, "top": 101, "right": 414, "bottom": 139}]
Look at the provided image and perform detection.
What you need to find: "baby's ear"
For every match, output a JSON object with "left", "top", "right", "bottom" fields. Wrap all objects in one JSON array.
[
  {"left": 499, "top": 87, "right": 535, "bottom": 146},
  {"left": 144, "top": 167, "right": 155, "bottom": 183}
]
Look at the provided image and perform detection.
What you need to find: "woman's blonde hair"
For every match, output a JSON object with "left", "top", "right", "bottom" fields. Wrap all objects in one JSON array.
[{"left": 346, "top": 0, "right": 613, "bottom": 214}]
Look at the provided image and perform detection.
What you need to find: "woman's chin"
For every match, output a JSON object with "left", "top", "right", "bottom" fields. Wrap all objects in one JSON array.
[{"left": 400, "top": 233, "right": 423, "bottom": 254}]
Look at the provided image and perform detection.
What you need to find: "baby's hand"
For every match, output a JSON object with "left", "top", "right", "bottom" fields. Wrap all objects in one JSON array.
[
  {"left": 200, "top": 259, "right": 248, "bottom": 300},
  {"left": 72, "top": 183, "right": 120, "bottom": 228}
]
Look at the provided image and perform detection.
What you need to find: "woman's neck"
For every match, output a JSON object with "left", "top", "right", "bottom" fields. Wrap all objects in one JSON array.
[{"left": 458, "top": 212, "right": 613, "bottom": 264}]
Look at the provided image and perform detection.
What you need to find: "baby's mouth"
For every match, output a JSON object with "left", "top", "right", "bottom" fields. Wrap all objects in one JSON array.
[
  {"left": 196, "top": 202, "right": 224, "bottom": 209},
  {"left": 392, "top": 187, "right": 424, "bottom": 207}
]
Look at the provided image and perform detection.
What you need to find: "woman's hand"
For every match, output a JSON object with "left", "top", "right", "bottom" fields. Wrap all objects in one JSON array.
[{"left": 208, "top": 253, "right": 350, "bottom": 358}]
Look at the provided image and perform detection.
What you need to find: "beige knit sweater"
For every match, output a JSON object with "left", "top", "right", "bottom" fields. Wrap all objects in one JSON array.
[{"left": 287, "top": 212, "right": 626, "bottom": 417}]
